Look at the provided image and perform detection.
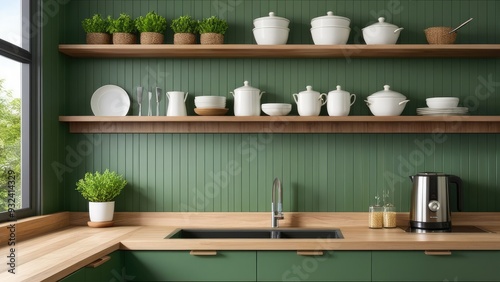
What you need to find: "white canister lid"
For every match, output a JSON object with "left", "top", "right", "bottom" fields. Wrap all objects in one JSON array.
[
  {"left": 362, "top": 17, "right": 400, "bottom": 30},
  {"left": 234, "top": 81, "right": 261, "bottom": 92},
  {"left": 253, "top": 12, "right": 290, "bottom": 24},
  {"left": 311, "top": 11, "right": 350, "bottom": 24},
  {"left": 368, "top": 85, "right": 406, "bottom": 98},
  {"left": 298, "top": 85, "right": 321, "bottom": 95},
  {"left": 328, "top": 85, "right": 350, "bottom": 95}
]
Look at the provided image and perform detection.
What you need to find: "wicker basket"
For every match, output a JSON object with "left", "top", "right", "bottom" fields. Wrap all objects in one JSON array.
[
  {"left": 86, "top": 33, "right": 111, "bottom": 44},
  {"left": 424, "top": 27, "right": 457, "bottom": 44},
  {"left": 140, "top": 32, "right": 164, "bottom": 44},
  {"left": 200, "top": 33, "right": 224, "bottom": 45},
  {"left": 174, "top": 33, "right": 196, "bottom": 44},
  {"left": 112, "top": 33, "right": 137, "bottom": 44}
]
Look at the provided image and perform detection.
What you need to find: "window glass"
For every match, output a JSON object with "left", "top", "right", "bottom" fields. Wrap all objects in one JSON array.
[
  {"left": 0, "top": 1, "right": 23, "bottom": 48},
  {"left": 0, "top": 56, "right": 22, "bottom": 212}
]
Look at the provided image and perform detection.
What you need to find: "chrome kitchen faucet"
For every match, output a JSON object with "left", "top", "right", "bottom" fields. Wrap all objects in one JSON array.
[{"left": 271, "top": 177, "right": 284, "bottom": 228}]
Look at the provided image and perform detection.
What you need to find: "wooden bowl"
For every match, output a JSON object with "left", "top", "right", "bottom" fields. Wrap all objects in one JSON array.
[{"left": 194, "top": 108, "right": 229, "bottom": 116}]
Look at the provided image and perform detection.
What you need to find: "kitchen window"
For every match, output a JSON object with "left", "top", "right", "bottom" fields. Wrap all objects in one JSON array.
[{"left": 0, "top": 0, "right": 40, "bottom": 221}]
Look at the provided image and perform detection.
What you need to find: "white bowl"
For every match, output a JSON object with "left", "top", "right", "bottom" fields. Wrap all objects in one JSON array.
[
  {"left": 253, "top": 27, "right": 289, "bottom": 45},
  {"left": 254, "top": 12, "right": 289, "bottom": 28},
  {"left": 195, "top": 96, "right": 226, "bottom": 102},
  {"left": 310, "top": 25, "right": 350, "bottom": 45},
  {"left": 261, "top": 103, "right": 292, "bottom": 116},
  {"left": 195, "top": 101, "right": 226, "bottom": 109},
  {"left": 426, "top": 97, "right": 459, "bottom": 108},
  {"left": 311, "top": 11, "right": 350, "bottom": 28}
]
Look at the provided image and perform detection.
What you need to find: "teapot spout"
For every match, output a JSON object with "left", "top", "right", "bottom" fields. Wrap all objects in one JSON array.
[{"left": 409, "top": 175, "right": 415, "bottom": 182}]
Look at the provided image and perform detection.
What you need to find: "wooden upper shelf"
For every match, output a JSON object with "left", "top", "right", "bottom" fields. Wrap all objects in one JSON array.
[
  {"left": 58, "top": 44, "right": 500, "bottom": 58},
  {"left": 59, "top": 116, "right": 500, "bottom": 133}
]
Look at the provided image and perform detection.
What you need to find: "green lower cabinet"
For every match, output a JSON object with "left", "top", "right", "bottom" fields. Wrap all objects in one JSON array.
[
  {"left": 123, "top": 251, "right": 257, "bottom": 281},
  {"left": 257, "top": 251, "right": 372, "bottom": 281},
  {"left": 58, "top": 251, "right": 123, "bottom": 281},
  {"left": 372, "top": 251, "right": 500, "bottom": 281}
]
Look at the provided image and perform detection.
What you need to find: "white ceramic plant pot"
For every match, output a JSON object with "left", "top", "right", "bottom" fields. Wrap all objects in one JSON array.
[{"left": 89, "top": 201, "right": 115, "bottom": 222}]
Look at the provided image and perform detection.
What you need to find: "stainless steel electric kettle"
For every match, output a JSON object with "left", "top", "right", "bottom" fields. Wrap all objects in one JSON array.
[{"left": 409, "top": 172, "right": 463, "bottom": 230}]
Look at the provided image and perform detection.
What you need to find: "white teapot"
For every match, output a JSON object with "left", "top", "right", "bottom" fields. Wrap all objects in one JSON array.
[{"left": 292, "top": 86, "right": 327, "bottom": 116}]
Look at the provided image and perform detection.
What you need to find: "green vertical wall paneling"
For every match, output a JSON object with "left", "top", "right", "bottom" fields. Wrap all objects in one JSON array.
[{"left": 47, "top": 0, "right": 500, "bottom": 213}]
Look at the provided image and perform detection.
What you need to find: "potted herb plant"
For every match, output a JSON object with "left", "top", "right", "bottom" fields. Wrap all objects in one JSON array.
[
  {"left": 135, "top": 11, "right": 167, "bottom": 44},
  {"left": 108, "top": 13, "right": 137, "bottom": 44},
  {"left": 81, "top": 14, "right": 111, "bottom": 44},
  {"left": 170, "top": 15, "right": 198, "bottom": 44},
  {"left": 76, "top": 169, "right": 127, "bottom": 226},
  {"left": 198, "top": 16, "right": 228, "bottom": 44}
]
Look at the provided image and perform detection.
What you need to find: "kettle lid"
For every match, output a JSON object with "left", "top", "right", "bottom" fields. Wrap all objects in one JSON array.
[{"left": 415, "top": 172, "right": 446, "bottom": 176}]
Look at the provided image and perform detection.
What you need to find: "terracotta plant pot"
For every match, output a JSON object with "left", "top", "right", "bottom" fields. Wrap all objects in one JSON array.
[
  {"left": 112, "top": 32, "right": 137, "bottom": 44},
  {"left": 200, "top": 33, "right": 224, "bottom": 45},
  {"left": 174, "top": 33, "right": 196, "bottom": 44},
  {"left": 140, "top": 32, "right": 164, "bottom": 44},
  {"left": 86, "top": 33, "right": 111, "bottom": 44}
]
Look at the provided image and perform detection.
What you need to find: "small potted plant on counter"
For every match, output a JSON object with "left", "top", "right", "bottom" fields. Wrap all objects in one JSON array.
[
  {"left": 81, "top": 14, "right": 111, "bottom": 44},
  {"left": 170, "top": 15, "right": 198, "bottom": 44},
  {"left": 76, "top": 169, "right": 127, "bottom": 227},
  {"left": 198, "top": 16, "right": 228, "bottom": 44},
  {"left": 135, "top": 11, "right": 167, "bottom": 44},
  {"left": 108, "top": 13, "right": 137, "bottom": 44}
]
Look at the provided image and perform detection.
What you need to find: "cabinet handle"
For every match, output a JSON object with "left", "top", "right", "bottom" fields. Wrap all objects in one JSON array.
[
  {"left": 86, "top": 255, "right": 111, "bottom": 268},
  {"left": 424, "top": 250, "right": 452, "bottom": 256},
  {"left": 297, "top": 250, "right": 324, "bottom": 256},
  {"left": 190, "top": 250, "right": 217, "bottom": 256}
]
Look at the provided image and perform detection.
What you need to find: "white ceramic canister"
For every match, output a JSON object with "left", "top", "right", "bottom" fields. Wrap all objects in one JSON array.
[
  {"left": 231, "top": 81, "right": 265, "bottom": 116},
  {"left": 362, "top": 17, "right": 404, "bottom": 45},
  {"left": 166, "top": 91, "right": 188, "bottom": 116},
  {"left": 292, "top": 86, "right": 327, "bottom": 116},
  {"left": 327, "top": 85, "right": 356, "bottom": 116}
]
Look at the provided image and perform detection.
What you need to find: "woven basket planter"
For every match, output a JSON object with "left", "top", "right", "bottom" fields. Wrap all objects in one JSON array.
[
  {"left": 140, "top": 32, "right": 164, "bottom": 44},
  {"left": 112, "top": 33, "right": 137, "bottom": 44},
  {"left": 86, "top": 33, "right": 111, "bottom": 44},
  {"left": 200, "top": 33, "right": 224, "bottom": 45},
  {"left": 174, "top": 33, "right": 196, "bottom": 44}
]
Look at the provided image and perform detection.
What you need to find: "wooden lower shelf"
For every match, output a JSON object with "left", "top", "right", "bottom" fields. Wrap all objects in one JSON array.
[
  {"left": 59, "top": 116, "right": 500, "bottom": 133},
  {"left": 58, "top": 44, "right": 500, "bottom": 58}
]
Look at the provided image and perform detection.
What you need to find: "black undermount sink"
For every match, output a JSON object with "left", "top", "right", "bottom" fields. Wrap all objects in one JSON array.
[{"left": 165, "top": 228, "right": 344, "bottom": 239}]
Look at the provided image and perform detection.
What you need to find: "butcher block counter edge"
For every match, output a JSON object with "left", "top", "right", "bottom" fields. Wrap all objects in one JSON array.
[{"left": 0, "top": 212, "right": 500, "bottom": 281}]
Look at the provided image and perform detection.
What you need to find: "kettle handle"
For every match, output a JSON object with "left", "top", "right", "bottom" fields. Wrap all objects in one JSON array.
[
  {"left": 292, "top": 93, "right": 298, "bottom": 104},
  {"left": 448, "top": 175, "right": 463, "bottom": 212},
  {"left": 184, "top": 92, "right": 189, "bottom": 101}
]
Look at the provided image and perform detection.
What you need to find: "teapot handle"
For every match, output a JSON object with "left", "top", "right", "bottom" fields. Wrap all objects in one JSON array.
[
  {"left": 166, "top": 93, "right": 170, "bottom": 100},
  {"left": 184, "top": 92, "right": 189, "bottom": 102},
  {"left": 292, "top": 93, "right": 299, "bottom": 103},
  {"left": 350, "top": 94, "right": 357, "bottom": 106},
  {"left": 259, "top": 91, "right": 266, "bottom": 99},
  {"left": 319, "top": 93, "right": 327, "bottom": 106},
  {"left": 230, "top": 91, "right": 235, "bottom": 97}
]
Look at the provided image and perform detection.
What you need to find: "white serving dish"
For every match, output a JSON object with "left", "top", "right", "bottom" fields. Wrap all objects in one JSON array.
[
  {"left": 426, "top": 97, "right": 459, "bottom": 109},
  {"left": 365, "top": 85, "right": 409, "bottom": 116},
  {"left": 194, "top": 101, "right": 226, "bottom": 109},
  {"left": 253, "top": 12, "right": 289, "bottom": 28},
  {"left": 362, "top": 17, "right": 403, "bottom": 45},
  {"left": 253, "top": 26, "right": 289, "bottom": 45},
  {"left": 261, "top": 103, "right": 292, "bottom": 116},
  {"left": 311, "top": 11, "right": 350, "bottom": 28},
  {"left": 90, "top": 85, "right": 130, "bottom": 116},
  {"left": 310, "top": 25, "right": 350, "bottom": 45}
]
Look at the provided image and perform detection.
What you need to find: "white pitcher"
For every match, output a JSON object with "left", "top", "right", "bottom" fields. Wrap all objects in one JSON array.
[
  {"left": 166, "top": 91, "right": 188, "bottom": 116},
  {"left": 327, "top": 85, "right": 356, "bottom": 116},
  {"left": 292, "top": 86, "right": 327, "bottom": 116}
]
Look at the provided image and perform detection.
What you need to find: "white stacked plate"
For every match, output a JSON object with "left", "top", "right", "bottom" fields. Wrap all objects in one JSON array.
[
  {"left": 194, "top": 96, "right": 226, "bottom": 109},
  {"left": 417, "top": 107, "right": 469, "bottom": 116}
]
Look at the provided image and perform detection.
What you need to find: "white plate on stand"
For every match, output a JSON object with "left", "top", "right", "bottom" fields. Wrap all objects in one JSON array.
[{"left": 90, "top": 85, "right": 130, "bottom": 116}]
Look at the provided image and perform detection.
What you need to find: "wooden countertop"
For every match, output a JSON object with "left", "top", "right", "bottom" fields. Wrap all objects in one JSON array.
[{"left": 1, "top": 212, "right": 500, "bottom": 281}]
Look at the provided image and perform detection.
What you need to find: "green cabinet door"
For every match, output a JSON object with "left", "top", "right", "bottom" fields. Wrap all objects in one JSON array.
[
  {"left": 58, "top": 251, "right": 123, "bottom": 282},
  {"left": 123, "top": 251, "right": 257, "bottom": 281},
  {"left": 257, "top": 251, "right": 371, "bottom": 281},
  {"left": 372, "top": 251, "right": 500, "bottom": 281}
]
